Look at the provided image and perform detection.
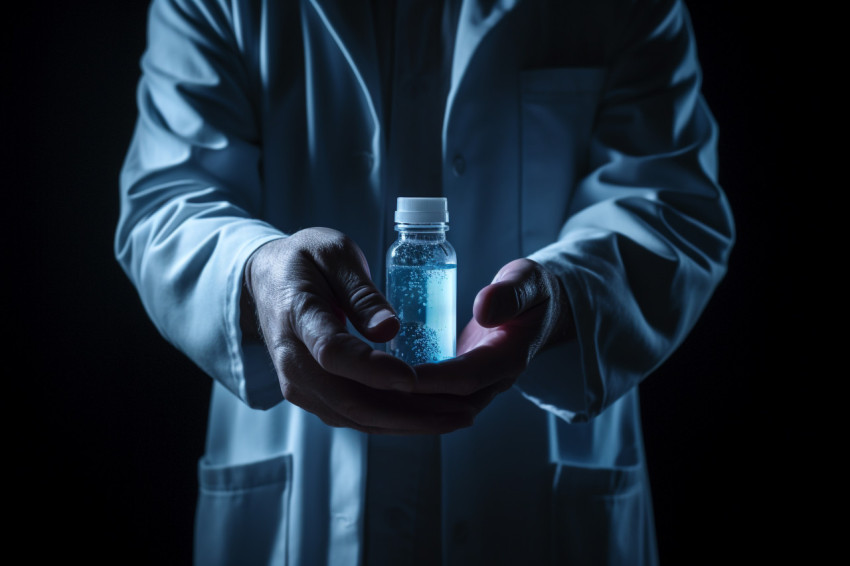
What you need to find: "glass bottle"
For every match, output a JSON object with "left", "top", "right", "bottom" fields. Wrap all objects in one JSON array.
[{"left": 386, "top": 197, "right": 457, "bottom": 364}]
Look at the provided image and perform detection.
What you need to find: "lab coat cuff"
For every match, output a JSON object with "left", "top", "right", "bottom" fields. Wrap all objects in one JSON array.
[
  {"left": 226, "top": 231, "right": 287, "bottom": 409},
  {"left": 517, "top": 246, "right": 598, "bottom": 422},
  {"left": 516, "top": 340, "right": 590, "bottom": 423}
]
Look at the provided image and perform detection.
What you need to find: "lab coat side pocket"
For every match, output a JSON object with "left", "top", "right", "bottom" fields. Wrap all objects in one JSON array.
[
  {"left": 519, "top": 67, "right": 605, "bottom": 256},
  {"left": 194, "top": 454, "right": 293, "bottom": 566},
  {"left": 550, "top": 462, "right": 657, "bottom": 566}
]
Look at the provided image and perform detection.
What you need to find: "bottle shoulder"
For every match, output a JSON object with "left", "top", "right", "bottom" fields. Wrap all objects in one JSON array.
[{"left": 387, "top": 238, "right": 456, "bottom": 267}]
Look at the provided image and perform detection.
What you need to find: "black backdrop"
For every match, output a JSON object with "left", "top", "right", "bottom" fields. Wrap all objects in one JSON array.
[{"left": 8, "top": 2, "right": 824, "bottom": 564}]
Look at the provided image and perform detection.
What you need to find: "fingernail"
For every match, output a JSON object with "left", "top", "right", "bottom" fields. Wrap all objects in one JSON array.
[{"left": 368, "top": 309, "right": 396, "bottom": 330}]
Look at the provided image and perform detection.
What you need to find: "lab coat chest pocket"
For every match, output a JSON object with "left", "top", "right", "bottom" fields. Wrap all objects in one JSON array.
[
  {"left": 550, "top": 462, "right": 655, "bottom": 565},
  {"left": 519, "top": 68, "right": 605, "bottom": 255},
  {"left": 194, "top": 454, "right": 293, "bottom": 566}
]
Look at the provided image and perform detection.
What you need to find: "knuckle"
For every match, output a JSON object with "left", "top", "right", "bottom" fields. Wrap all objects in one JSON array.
[
  {"left": 347, "top": 282, "right": 384, "bottom": 311},
  {"left": 311, "top": 332, "right": 349, "bottom": 371},
  {"left": 287, "top": 291, "right": 320, "bottom": 325},
  {"left": 272, "top": 339, "right": 306, "bottom": 379},
  {"left": 279, "top": 380, "right": 298, "bottom": 403},
  {"left": 517, "top": 272, "right": 543, "bottom": 308},
  {"left": 309, "top": 228, "right": 351, "bottom": 257},
  {"left": 311, "top": 334, "right": 335, "bottom": 368},
  {"left": 289, "top": 228, "right": 353, "bottom": 268},
  {"left": 270, "top": 336, "right": 296, "bottom": 362},
  {"left": 512, "top": 284, "right": 526, "bottom": 311}
]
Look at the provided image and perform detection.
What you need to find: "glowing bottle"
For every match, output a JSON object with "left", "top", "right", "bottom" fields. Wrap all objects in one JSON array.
[{"left": 386, "top": 197, "right": 456, "bottom": 364}]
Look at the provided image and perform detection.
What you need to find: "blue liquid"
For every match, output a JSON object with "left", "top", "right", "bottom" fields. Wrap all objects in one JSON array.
[{"left": 388, "top": 263, "right": 456, "bottom": 364}]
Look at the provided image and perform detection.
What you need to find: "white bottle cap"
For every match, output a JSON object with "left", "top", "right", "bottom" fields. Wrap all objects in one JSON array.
[{"left": 394, "top": 197, "right": 449, "bottom": 224}]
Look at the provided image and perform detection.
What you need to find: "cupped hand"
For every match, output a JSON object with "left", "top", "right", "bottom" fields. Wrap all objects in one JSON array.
[
  {"left": 242, "top": 228, "right": 477, "bottom": 434},
  {"left": 413, "top": 258, "right": 573, "bottom": 412}
]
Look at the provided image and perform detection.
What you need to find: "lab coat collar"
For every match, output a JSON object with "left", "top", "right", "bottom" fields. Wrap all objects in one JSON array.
[
  {"left": 450, "top": 0, "right": 520, "bottom": 91},
  {"left": 444, "top": 0, "right": 520, "bottom": 151},
  {"left": 306, "top": 0, "right": 383, "bottom": 127},
  {"left": 307, "top": 0, "right": 521, "bottom": 133}
]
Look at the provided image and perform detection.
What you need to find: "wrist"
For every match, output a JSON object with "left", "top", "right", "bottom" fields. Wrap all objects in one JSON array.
[{"left": 239, "top": 243, "right": 268, "bottom": 343}]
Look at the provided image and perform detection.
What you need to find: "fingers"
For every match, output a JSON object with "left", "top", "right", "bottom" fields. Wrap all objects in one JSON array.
[
  {"left": 413, "top": 325, "right": 526, "bottom": 396},
  {"left": 246, "top": 228, "right": 483, "bottom": 433},
  {"left": 249, "top": 230, "right": 416, "bottom": 391},
  {"left": 316, "top": 383, "right": 477, "bottom": 435},
  {"left": 413, "top": 257, "right": 563, "bottom": 399},
  {"left": 301, "top": 329, "right": 417, "bottom": 391},
  {"left": 279, "top": 285, "right": 417, "bottom": 392},
  {"left": 274, "top": 339, "right": 475, "bottom": 434},
  {"left": 473, "top": 259, "right": 554, "bottom": 327},
  {"left": 305, "top": 228, "right": 400, "bottom": 344},
  {"left": 247, "top": 232, "right": 565, "bottom": 432}
]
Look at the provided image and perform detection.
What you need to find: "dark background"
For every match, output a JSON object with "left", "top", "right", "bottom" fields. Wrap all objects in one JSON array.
[{"left": 7, "top": 2, "right": 823, "bottom": 564}]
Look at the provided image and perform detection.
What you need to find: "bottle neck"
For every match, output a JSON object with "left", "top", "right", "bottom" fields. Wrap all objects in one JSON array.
[{"left": 394, "top": 223, "right": 448, "bottom": 241}]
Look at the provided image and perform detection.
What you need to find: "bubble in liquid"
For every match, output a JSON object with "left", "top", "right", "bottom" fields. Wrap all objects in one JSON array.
[
  {"left": 392, "top": 322, "right": 441, "bottom": 365},
  {"left": 387, "top": 264, "right": 456, "bottom": 364}
]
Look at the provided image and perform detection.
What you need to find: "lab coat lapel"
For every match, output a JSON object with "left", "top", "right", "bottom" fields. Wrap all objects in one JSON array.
[
  {"left": 445, "top": 0, "right": 520, "bottom": 139},
  {"left": 307, "top": 0, "right": 382, "bottom": 126}
]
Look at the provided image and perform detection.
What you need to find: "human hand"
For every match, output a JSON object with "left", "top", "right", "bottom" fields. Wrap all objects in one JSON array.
[
  {"left": 242, "top": 228, "right": 477, "bottom": 434},
  {"left": 413, "top": 258, "right": 573, "bottom": 412}
]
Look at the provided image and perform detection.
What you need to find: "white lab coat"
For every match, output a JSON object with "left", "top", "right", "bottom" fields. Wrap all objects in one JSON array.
[{"left": 115, "top": 0, "right": 734, "bottom": 564}]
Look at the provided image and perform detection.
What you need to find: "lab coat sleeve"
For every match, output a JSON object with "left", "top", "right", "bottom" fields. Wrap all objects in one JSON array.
[
  {"left": 519, "top": 0, "right": 735, "bottom": 422},
  {"left": 114, "top": 0, "right": 286, "bottom": 409}
]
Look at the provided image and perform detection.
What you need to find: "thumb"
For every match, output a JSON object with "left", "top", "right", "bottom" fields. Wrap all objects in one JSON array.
[
  {"left": 314, "top": 235, "right": 400, "bottom": 343},
  {"left": 472, "top": 259, "right": 553, "bottom": 328}
]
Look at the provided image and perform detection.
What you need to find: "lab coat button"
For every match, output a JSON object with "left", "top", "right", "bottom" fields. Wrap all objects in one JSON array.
[{"left": 452, "top": 154, "right": 466, "bottom": 176}]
